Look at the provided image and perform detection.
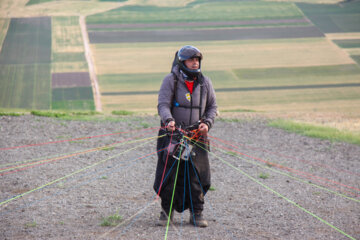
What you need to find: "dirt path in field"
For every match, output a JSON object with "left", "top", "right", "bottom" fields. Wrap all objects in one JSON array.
[{"left": 80, "top": 15, "right": 102, "bottom": 112}]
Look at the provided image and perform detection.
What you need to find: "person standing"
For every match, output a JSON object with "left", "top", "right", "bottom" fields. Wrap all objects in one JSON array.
[{"left": 154, "top": 45, "right": 217, "bottom": 227}]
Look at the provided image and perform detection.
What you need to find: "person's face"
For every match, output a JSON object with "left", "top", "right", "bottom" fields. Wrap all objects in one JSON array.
[{"left": 184, "top": 57, "right": 200, "bottom": 70}]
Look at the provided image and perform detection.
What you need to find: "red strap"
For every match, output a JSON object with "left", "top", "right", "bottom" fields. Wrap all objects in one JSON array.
[{"left": 185, "top": 80, "right": 194, "bottom": 94}]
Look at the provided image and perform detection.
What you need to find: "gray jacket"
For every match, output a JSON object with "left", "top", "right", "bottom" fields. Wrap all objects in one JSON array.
[{"left": 158, "top": 65, "right": 217, "bottom": 128}]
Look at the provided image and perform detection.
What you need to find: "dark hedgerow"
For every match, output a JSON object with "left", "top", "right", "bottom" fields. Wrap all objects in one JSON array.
[
  {"left": 31, "top": 110, "right": 67, "bottom": 118},
  {"left": 0, "top": 112, "right": 24, "bottom": 116},
  {"left": 111, "top": 110, "right": 134, "bottom": 116}
]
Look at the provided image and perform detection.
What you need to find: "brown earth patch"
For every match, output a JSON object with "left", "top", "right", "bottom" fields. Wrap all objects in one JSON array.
[{"left": 52, "top": 72, "right": 91, "bottom": 89}]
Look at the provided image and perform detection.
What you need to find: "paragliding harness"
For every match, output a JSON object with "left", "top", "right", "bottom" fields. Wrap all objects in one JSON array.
[
  {"left": 171, "top": 71, "right": 204, "bottom": 123},
  {"left": 166, "top": 120, "right": 202, "bottom": 162}
]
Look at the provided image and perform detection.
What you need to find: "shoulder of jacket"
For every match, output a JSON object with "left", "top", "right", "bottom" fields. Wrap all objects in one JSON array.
[
  {"left": 163, "top": 73, "right": 176, "bottom": 84},
  {"left": 200, "top": 75, "right": 211, "bottom": 88},
  {"left": 202, "top": 74, "right": 210, "bottom": 82}
]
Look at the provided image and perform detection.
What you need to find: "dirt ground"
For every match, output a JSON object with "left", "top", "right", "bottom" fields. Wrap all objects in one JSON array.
[{"left": 0, "top": 115, "right": 359, "bottom": 240}]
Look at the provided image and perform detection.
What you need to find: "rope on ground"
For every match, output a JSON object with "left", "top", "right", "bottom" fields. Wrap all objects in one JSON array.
[
  {"left": 99, "top": 158, "right": 181, "bottom": 239},
  {"left": 0, "top": 127, "right": 159, "bottom": 169},
  {"left": 0, "top": 131, "right": 162, "bottom": 176},
  {"left": 0, "top": 139, "right": 166, "bottom": 218},
  {"left": 0, "top": 126, "right": 159, "bottom": 151},
  {"left": 165, "top": 145, "right": 182, "bottom": 240},
  {"left": 201, "top": 141, "right": 357, "bottom": 240},
  {"left": 209, "top": 135, "right": 360, "bottom": 197},
  {"left": 212, "top": 143, "right": 360, "bottom": 203},
  {"left": 0, "top": 135, "right": 162, "bottom": 208},
  {"left": 209, "top": 134, "right": 360, "bottom": 178}
]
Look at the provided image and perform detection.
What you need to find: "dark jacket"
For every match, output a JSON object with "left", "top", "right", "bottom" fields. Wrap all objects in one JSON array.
[
  {"left": 154, "top": 65, "right": 217, "bottom": 206},
  {"left": 157, "top": 65, "right": 217, "bottom": 128}
]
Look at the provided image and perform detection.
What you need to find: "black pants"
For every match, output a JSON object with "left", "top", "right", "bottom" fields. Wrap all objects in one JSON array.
[
  {"left": 154, "top": 128, "right": 210, "bottom": 213},
  {"left": 160, "top": 159, "right": 204, "bottom": 214}
]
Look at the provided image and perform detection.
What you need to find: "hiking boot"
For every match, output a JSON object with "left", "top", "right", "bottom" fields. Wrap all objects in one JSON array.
[
  {"left": 156, "top": 210, "right": 173, "bottom": 226},
  {"left": 190, "top": 212, "right": 208, "bottom": 228}
]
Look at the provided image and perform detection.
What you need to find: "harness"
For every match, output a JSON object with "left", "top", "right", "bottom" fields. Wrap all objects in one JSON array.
[
  {"left": 166, "top": 121, "right": 202, "bottom": 161},
  {"left": 171, "top": 72, "right": 204, "bottom": 124}
]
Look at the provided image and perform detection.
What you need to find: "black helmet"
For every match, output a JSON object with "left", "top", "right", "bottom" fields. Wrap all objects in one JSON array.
[{"left": 176, "top": 45, "right": 203, "bottom": 78}]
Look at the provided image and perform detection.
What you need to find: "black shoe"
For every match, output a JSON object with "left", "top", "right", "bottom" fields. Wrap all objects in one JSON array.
[
  {"left": 189, "top": 212, "right": 208, "bottom": 228},
  {"left": 157, "top": 210, "right": 173, "bottom": 226}
]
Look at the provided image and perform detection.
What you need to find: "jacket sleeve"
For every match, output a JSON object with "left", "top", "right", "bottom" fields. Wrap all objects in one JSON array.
[
  {"left": 203, "top": 77, "right": 217, "bottom": 129},
  {"left": 157, "top": 74, "right": 175, "bottom": 124}
]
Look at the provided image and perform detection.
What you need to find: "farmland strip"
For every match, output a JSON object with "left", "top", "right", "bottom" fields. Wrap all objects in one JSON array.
[
  {"left": 0, "top": 64, "right": 51, "bottom": 109},
  {"left": 87, "top": 18, "right": 309, "bottom": 30},
  {"left": 88, "top": 26, "right": 324, "bottom": 43},
  {"left": 52, "top": 72, "right": 91, "bottom": 88},
  {"left": 0, "top": 17, "right": 51, "bottom": 64},
  {"left": 101, "top": 83, "right": 360, "bottom": 95}
]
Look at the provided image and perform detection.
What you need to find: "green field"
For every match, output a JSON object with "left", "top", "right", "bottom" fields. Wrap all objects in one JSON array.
[
  {"left": 333, "top": 39, "right": 360, "bottom": 49},
  {"left": 296, "top": 1, "right": 360, "bottom": 33},
  {"left": 51, "top": 100, "right": 95, "bottom": 110},
  {"left": 52, "top": 87, "right": 95, "bottom": 110},
  {"left": 52, "top": 52, "right": 86, "bottom": 62},
  {"left": 98, "top": 73, "right": 164, "bottom": 92},
  {"left": 351, "top": 55, "right": 360, "bottom": 65},
  {"left": 0, "top": 17, "right": 51, "bottom": 109},
  {"left": 229, "top": 64, "right": 360, "bottom": 87},
  {"left": 52, "top": 87, "right": 93, "bottom": 101},
  {"left": 87, "top": 1, "right": 303, "bottom": 24},
  {"left": 0, "top": 64, "right": 51, "bottom": 109},
  {"left": 0, "top": 17, "right": 51, "bottom": 64},
  {"left": 26, "top": 0, "right": 53, "bottom": 6}
]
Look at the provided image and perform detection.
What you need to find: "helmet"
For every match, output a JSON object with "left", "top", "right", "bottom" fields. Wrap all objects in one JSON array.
[{"left": 176, "top": 45, "right": 203, "bottom": 78}]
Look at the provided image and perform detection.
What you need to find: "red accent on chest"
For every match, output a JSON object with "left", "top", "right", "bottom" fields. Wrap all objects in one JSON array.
[{"left": 185, "top": 80, "right": 194, "bottom": 94}]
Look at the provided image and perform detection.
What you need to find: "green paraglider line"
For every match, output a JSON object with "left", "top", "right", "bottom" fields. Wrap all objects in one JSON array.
[
  {"left": 164, "top": 138, "right": 183, "bottom": 240},
  {"left": 191, "top": 139, "right": 357, "bottom": 240}
]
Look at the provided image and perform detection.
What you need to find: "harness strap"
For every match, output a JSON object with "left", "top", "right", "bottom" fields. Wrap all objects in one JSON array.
[
  {"left": 171, "top": 72, "right": 179, "bottom": 113},
  {"left": 171, "top": 72, "right": 204, "bottom": 119},
  {"left": 199, "top": 83, "right": 203, "bottom": 118}
]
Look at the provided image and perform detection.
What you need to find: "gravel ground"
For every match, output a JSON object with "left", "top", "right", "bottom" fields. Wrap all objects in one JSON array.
[{"left": 0, "top": 115, "right": 359, "bottom": 240}]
